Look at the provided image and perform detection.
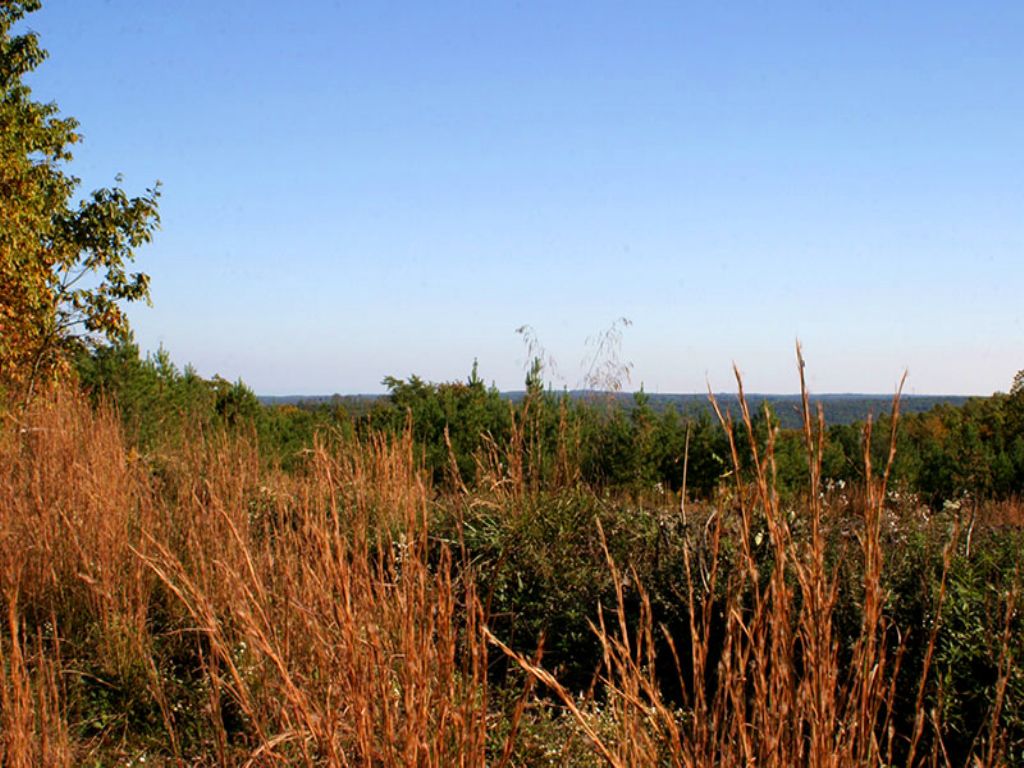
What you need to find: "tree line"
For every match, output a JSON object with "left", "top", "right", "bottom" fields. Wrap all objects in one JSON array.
[{"left": 73, "top": 341, "right": 1024, "bottom": 507}]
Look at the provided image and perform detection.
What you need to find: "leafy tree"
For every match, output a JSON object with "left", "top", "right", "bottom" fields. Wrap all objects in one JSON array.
[{"left": 0, "top": 0, "right": 160, "bottom": 400}]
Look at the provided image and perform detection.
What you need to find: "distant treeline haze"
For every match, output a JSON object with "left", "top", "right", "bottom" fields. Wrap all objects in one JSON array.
[{"left": 79, "top": 342, "right": 1024, "bottom": 505}]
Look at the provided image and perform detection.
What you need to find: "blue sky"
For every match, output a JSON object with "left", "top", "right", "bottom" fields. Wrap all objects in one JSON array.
[{"left": 21, "top": 1, "right": 1024, "bottom": 395}]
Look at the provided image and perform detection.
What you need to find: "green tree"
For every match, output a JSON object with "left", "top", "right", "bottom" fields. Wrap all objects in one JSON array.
[
  {"left": 0, "top": 0, "right": 160, "bottom": 400},
  {"left": 375, "top": 366, "right": 512, "bottom": 485},
  {"left": 1007, "top": 369, "right": 1024, "bottom": 435}
]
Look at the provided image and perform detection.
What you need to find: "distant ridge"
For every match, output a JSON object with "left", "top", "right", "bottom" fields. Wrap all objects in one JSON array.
[{"left": 258, "top": 392, "right": 973, "bottom": 429}]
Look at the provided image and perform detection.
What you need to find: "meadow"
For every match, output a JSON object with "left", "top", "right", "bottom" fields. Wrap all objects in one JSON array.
[{"left": 1, "top": 356, "right": 1020, "bottom": 767}]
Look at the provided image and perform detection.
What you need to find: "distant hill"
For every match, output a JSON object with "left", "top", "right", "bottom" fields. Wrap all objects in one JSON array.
[
  {"left": 258, "top": 392, "right": 973, "bottom": 429},
  {"left": 621, "top": 393, "right": 971, "bottom": 429},
  {"left": 259, "top": 394, "right": 381, "bottom": 408}
]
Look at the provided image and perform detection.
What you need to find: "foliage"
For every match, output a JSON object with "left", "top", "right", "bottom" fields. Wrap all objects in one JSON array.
[
  {"left": 76, "top": 340, "right": 347, "bottom": 470},
  {"left": 0, "top": 0, "right": 159, "bottom": 400},
  {"left": 372, "top": 364, "right": 513, "bottom": 485},
  {"left": 76, "top": 341, "right": 214, "bottom": 450}
]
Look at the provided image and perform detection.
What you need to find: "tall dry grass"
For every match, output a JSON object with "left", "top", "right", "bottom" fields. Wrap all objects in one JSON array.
[
  {"left": 0, "top": 389, "right": 161, "bottom": 764},
  {"left": 0, "top": 389, "right": 501, "bottom": 765},
  {"left": 0, "top": 368, "right": 1017, "bottom": 765},
  {"left": 135, "top": 428, "right": 496, "bottom": 766},
  {"left": 493, "top": 350, "right": 1018, "bottom": 767}
]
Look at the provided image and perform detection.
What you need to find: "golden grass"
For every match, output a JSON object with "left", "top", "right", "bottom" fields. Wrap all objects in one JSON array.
[
  {"left": 487, "top": 349, "right": 1018, "bottom": 767},
  {"left": 0, "top": 365, "right": 1017, "bottom": 766},
  {"left": 1, "top": 390, "right": 499, "bottom": 765}
]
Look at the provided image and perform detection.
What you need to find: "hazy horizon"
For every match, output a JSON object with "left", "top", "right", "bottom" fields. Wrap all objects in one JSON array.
[
  {"left": 256, "top": 382, "right": 976, "bottom": 400},
  {"left": 262, "top": 389, "right": 942, "bottom": 397}
]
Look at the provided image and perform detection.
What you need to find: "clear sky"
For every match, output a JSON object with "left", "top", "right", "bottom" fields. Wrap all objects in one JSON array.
[{"left": 20, "top": 1, "right": 1024, "bottom": 395}]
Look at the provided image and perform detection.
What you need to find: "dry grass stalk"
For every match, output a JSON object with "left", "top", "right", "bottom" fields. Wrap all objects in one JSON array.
[
  {"left": 1, "top": 375, "right": 1017, "bottom": 766},
  {"left": 0, "top": 595, "right": 72, "bottom": 767},
  {"left": 489, "top": 349, "right": 1011, "bottom": 767},
  {"left": 137, "top": 430, "right": 493, "bottom": 765},
  {"left": 1, "top": 389, "right": 497, "bottom": 765}
]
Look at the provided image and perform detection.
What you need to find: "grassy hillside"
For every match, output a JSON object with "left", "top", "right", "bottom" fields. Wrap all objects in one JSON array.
[{"left": 1, "top": 382, "right": 1020, "bottom": 766}]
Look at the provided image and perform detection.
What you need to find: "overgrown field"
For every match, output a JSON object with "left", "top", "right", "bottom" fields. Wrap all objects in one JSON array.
[{"left": 1, "top": 382, "right": 1021, "bottom": 766}]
